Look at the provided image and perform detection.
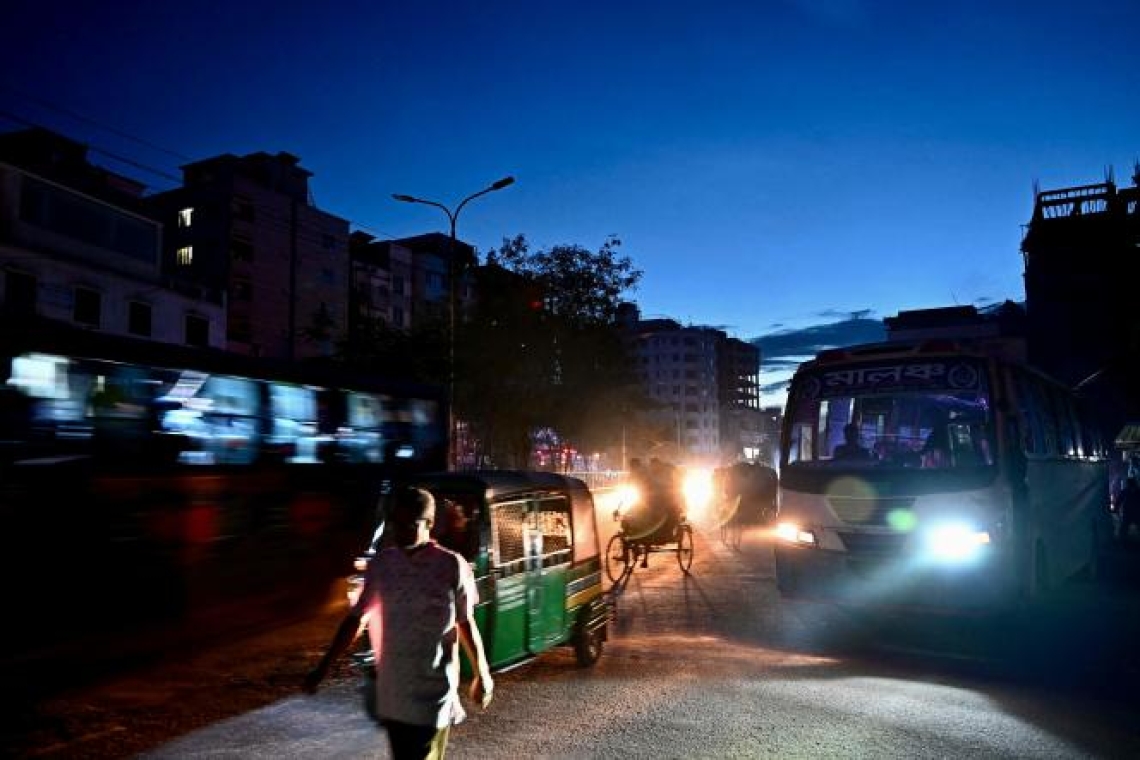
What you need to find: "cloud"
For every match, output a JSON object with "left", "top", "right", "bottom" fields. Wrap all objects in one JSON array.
[
  {"left": 755, "top": 315, "right": 886, "bottom": 360},
  {"left": 752, "top": 313, "right": 887, "bottom": 409}
]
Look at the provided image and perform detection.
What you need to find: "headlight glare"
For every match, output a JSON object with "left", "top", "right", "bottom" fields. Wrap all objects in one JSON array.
[
  {"left": 776, "top": 521, "right": 816, "bottom": 546},
  {"left": 923, "top": 522, "right": 990, "bottom": 562}
]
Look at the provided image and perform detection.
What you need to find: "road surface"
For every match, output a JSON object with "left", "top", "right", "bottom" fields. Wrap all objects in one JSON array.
[{"left": 129, "top": 516, "right": 1140, "bottom": 759}]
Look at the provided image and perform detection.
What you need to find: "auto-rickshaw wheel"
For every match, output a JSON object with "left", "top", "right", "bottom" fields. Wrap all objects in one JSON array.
[
  {"left": 574, "top": 624, "right": 605, "bottom": 666},
  {"left": 605, "top": 533, "right": 628, "bottom": 584},
  {"left": 677, "top": 523, "right": 694, "bottom": 573}
]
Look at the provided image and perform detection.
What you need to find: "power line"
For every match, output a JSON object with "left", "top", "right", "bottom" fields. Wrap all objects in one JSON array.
[
  {"left": 0, "top": 85, "right": 192, "bottom": 162},
  {"left": 0, "top": 109, "right": 410, "bottom": 244}
]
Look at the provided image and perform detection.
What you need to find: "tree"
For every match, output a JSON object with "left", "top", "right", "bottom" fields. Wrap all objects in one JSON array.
[
  {"left": 459, "top": 234, "right": 648, "bottom": 468},
  {"left": 333, "top": 312, "right": 448, "bottom": 385}
]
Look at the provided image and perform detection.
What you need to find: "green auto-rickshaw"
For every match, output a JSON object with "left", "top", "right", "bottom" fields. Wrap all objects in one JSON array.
[{"left": 349, "top": 470, "right": 612, "bottom": 671}]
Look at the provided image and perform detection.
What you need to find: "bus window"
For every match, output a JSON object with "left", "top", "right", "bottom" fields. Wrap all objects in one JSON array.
[
  {"left": 169, "top": 374, "right": 260, "bottom": 465},
  {"left": 1025, "top": 377, "right": 1059, "bottom": 456},
  {"left": 268, "top": 382, "right": 319, "bottom": 462},
  {"left": 788, "top": 422, "right": 815, "bottom": 464},
  {"left": 782, "top": 357, "right": 994, "bottom": 471},
  {"left": 342, "top": 391, "right": 383, "bottom": 463},
  {"left": 1010, "top": 370, "right": 1042, "bottom": 455},
  {"left": 1054, "top": 389, "right": 1085, "bottom": 458},
  {"left": 1048, "top": 386, "right": 1077, "bottom": 458}
]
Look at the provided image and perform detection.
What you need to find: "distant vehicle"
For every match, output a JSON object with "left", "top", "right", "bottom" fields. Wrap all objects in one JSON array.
[
  {"left": 349, "top": 471, "right": 612, "bottom": 670},
  {"left": 774, "top": 340, "right": 1112, "bottom": 610}
]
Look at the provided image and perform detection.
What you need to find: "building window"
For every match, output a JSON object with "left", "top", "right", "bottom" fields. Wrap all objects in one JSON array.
[
  {"left": 230, "top": 237, "right": 253, "bottom": 262},
  {"left": 392, "top": 306, "right": 405, "bottom": 328},
  {"left": 178, "top": 207, "right": 194, "bottom": 228},
  {"left": 186, "top": 314, "right": 209, "bottom": 347},
  {"left": 322, "top": 233, "right": 337, "bottom": 250},
  {"left": 227, "top": 314, "right": 251, "bottom": 343},
  {"left": 232, "top": 196, "right": 254, "bottom": 222},
  {"left": 74, "top": 287, "right": 101, "bottom": 327},
  {"left": 177, "top": 246, "right": 194, "bottom": 266},
  {"left": 231, "top": 278, "right": 253, "bottom": 301},
  {"left": 4, "top": 270, "right": 37, "bottom": 316},
  {"left": 128, "top": 301, "right": 152, "bottom": 337},
  {"left": 392, "top": 276, "right": 405, "bottom": 296}
]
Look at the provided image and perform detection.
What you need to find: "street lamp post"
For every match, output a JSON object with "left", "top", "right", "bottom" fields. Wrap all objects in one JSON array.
[{"left": 392, "top": 176, "right": 515, "bottom": 471}]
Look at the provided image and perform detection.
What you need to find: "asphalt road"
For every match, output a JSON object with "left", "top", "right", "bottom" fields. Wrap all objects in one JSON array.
[
  {"left": 11, "top": 509, "right": 1140, "bottom": 759},
  {"left": 157, "top": 520, "right": 1140, "bottom": 758}
]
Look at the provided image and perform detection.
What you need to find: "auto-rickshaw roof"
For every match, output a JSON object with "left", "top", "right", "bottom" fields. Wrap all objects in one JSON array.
[{"left": 412, "top": 469, "right": 591, "bottom": 500}]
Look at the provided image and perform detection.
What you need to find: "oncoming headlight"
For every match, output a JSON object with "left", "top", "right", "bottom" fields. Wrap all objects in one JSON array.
[
  {"left": 776, "top": 522, "right": 817, "bottom": 546},
  {"left": 681, "top": 467, "right": 714, "bottom": 519},
  {"left": 614, "top": 483, "right": 640, "bottom": 516},
  {"left": 922, "top": 522, "right": 991, "bottom": 563}
]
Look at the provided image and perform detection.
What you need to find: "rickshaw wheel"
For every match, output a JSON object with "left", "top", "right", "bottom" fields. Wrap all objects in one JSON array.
[
  {"left": 677, "top": 524, "right": 694, "bottom": 573},
  {"left": 574, "top": 624, "right": 604, "bottom": 666},
  {"left": 605, "top": 533, "right": 628, "bottom": 584}
]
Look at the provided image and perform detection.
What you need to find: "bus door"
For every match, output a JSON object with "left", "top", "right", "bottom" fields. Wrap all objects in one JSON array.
[
  {"left": 526, "top": 494, "right": 571, "bottom": 653},
  {"left": 489, "top": 498, "right": 528, "bottom": 665}
]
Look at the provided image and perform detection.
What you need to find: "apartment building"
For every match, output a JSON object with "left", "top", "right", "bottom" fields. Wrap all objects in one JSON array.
[
  {"left": 1020, "top": 170, "right": 1140, "bottom": 453},
  {"left": 620, "top": 303, "right": 762, "bottom": 465},
  {"left": 0, "top": 128, "right": 223, "bottom": 347},
  {"left": 147, "top": 150, "right": 349, "bottom": 360}
]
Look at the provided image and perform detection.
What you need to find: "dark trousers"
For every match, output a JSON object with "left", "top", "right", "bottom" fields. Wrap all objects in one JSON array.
[{"left": 382, "top": 718, "right": 451, "bottom": 760}]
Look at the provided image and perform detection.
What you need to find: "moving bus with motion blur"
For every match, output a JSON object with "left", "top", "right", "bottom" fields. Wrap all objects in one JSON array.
[
  {"left": 0, "top": 320, "right": 446, "bottom": 659},
  {"left": 774, "top": 340, "right": 1111, "bottom": 610}
]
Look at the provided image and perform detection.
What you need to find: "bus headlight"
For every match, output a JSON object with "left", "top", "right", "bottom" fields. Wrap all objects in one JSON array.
[
  {"left": 776, "top": 521, "right": 817, "bottom": 546},
  {"left": 922, "top": 522, "right": 990, "bottom": 563}
]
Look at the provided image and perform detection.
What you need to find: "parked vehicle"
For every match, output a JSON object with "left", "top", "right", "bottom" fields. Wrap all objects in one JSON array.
[{"left": 349, "top": 470, "right": 612, "bottom": 670}]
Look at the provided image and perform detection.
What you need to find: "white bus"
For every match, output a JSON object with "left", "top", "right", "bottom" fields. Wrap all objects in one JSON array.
[{"left": 774, "top": 340, "right": 1111, "bottom": 610}]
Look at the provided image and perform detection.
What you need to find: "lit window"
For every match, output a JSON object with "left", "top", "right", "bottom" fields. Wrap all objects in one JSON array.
[
  {"left": 177, "top": 246, "right": 194, "bottom": 266},
  {"left": 178, "top": 207, "right": 194, "bottom": 228}
]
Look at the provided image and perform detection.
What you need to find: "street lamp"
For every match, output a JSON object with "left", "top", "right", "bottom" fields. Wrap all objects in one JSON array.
[{"left": 392, "top": 176, "right": 515, "bottom": 471}]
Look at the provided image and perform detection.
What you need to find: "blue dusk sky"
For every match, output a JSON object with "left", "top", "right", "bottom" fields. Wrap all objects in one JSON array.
[{"left": 3, "top": 0, "right": 1138, "bottom": 404}]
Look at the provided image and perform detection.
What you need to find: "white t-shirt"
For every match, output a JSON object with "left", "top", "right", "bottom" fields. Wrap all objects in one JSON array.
[{"left": 354, "top": 540, "right": 477, "bottom": 728}]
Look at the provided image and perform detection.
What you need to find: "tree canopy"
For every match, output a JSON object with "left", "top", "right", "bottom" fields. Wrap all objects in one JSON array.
[{"left": 458, "top": 234, "right": 648, "bottom": 468}]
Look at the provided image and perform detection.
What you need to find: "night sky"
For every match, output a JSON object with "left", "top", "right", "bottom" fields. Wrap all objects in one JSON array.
[{"left": 3, "top": 0, "right": 1138, "bottom": 404}]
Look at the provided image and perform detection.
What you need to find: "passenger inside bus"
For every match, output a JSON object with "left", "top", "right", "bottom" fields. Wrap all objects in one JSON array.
[
  {"left": 921, "top": 426, "right": 949, "bottom": 468},
  {"left": 833, "top": 423, "right": 874, "bottom": 461}
]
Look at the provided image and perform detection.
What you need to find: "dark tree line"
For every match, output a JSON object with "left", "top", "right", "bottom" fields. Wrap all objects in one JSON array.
[{"left": 328, "top": 233, "right": 659, "bottom": 469}]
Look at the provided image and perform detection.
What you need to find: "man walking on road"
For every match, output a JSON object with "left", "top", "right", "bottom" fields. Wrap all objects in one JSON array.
[{"left": 303, "top": 486, "right": 493, "bottom": 760}]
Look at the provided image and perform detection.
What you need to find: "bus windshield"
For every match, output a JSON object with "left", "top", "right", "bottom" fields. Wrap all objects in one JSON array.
[{"left": 784, "top": 357, "right": 995, "bottom": 471}]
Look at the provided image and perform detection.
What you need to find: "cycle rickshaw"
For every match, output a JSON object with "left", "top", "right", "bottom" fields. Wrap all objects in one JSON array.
[{"left": 604, "top": 479, "right": 694, "bottom": 583}]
